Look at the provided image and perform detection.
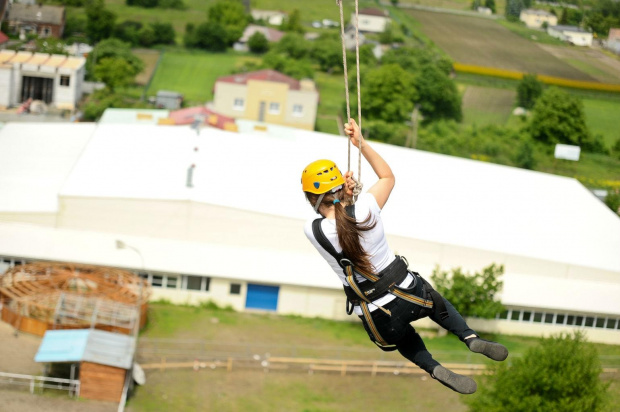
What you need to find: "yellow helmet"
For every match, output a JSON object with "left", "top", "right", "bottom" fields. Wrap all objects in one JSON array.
[{"left": 301, "top": 159, "right": 345, "bottom": 194}]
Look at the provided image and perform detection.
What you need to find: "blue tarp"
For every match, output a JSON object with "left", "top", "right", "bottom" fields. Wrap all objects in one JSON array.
[{"left": 34, "top": 330, "right": 90, "bottom": 363}]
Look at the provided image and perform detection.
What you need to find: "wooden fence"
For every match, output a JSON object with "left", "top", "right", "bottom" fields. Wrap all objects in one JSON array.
[{"left": 0, "top": 371, "right": 80, "bottom": 397}]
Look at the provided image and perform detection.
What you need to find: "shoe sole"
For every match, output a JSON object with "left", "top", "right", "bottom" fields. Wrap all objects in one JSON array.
[
  {"left": 432, "top": 365, "right": 477, "bottom": 394},
  {"left": 469, "top": 339, "right": 509, "bottom": 361}
]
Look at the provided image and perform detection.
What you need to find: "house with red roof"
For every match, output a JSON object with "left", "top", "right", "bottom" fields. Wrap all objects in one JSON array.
[
  {"left": 212, "top": 69, "right": 319, "bottom": 131},
  {"left": 0, "top": 31, "right": 9, "bottom": 50}
]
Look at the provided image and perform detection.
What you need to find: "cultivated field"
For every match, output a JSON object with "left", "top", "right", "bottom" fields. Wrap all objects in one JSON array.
[
  {"left": 461, "top": 85, "right": 516, "bottom": 126},
  {"left": 406, "top": 10, "right": 597, "bottom": 81},
  {"left": 133, "top": 49, "right": 161, "bottom": 86}
]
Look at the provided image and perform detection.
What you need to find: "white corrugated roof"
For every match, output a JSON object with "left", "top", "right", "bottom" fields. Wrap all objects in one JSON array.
[
  {"left": 0, "top": 122, "right": 96, "bottom": 213},
  {"left": 0, "top": 222, "right": 340, "bottom": 290},
  {"left": 55, "top": 123, "right": 620, "bottom": 273}
]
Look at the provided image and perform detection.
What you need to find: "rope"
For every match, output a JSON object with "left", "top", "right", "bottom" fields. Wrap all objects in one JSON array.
[{"left": 336, "top": 0, "right": 363, "bottom": 201}]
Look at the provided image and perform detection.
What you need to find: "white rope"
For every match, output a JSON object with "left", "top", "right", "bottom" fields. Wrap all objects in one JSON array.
[{"left": 337, "top": 0, "right": 363, "bottom": 201}]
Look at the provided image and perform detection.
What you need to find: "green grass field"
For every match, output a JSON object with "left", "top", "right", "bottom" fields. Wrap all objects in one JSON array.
[
  {"left": 461, "top": 85, "right": 516, "bottom": 126},
  {"left": 125, "top": 302, "right": 620, "bottom": 412},
  {"left": 145, "top": 49, "right": 260, "bottom": 104},
  {"left": 404, "top": 9, "right": 597, "bottom": 81}
]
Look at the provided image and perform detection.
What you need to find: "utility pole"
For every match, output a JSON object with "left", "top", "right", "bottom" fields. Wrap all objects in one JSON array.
[{"left": 405, "top": 104, "right": 420, "bottom": 148}]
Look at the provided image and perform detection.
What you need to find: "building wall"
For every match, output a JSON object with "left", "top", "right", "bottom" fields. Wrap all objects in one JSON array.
[
  {"left": 79, "top": 362, "right": 126, "bottom": 402},
  {"left": 0, "top": 212, "right": 57, "bottom": 226},
  {"left": 246, "top": 79, "right": 289, "bottom": 124},
  {"left": 520, "top": 12, "right": 557, "bottom": 28},
  {"left": 353, "top": 14, "right": 389, "bottom": 33},
  {"left": 565, "top": 31, "right": 593, "bottom": 46},
  {"left": 213, "top": 82, "right": 249, "bottom": 119},
  {"left": 284, "top": 88, "right": 319, "bottom": 131},
  {"left": 0, "top": 65, "right": 13, "bottom": 108}
]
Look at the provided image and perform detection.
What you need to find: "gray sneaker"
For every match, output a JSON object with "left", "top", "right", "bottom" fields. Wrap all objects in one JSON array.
[
  {"left": 467, "top": 337, "right": 509, "bottom": 361},
  {"left": 431, "top": 365, "right": 477, "bottom": 394}
]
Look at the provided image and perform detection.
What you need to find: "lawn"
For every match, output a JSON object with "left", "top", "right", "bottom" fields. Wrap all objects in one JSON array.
[
  {"left": 396, "top": 0, "right": 506, "bottom": 15},
  {"left": 583, "top": 98, "right": 620, "bottom": 149},
  {"left": 461, "top": 85, "right": 516, "bottom": 126},
  {"left": 145, "top": 49, "right": 260, "bottom": 104},
  {"left": 404, "top": 9, "right": 596, "bottom": 81},
  {"left": 126, "top": 302, "right": 620, "bottom": 412}
]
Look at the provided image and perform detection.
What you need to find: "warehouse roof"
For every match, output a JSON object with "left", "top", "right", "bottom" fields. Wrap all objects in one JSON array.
[
  {"left": 0, "top": 122, "right": 95, "bottom": 213},
  {"left": 54, "top": 122, "right": 620, "bottom": 273}
]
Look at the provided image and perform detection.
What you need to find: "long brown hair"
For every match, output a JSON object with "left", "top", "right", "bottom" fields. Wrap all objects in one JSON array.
[{"left": 306, "top": 189, "right": 377, "bottom": 274}]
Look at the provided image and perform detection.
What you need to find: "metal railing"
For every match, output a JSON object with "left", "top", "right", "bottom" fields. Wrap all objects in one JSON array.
[{"left": 0, "top": 372, "right": 80, "bottom": 397}]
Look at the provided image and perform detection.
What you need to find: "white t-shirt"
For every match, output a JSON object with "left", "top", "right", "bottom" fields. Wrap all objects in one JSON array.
[{"left": 304, "top": 193, "right": 413, "bottom": 315}]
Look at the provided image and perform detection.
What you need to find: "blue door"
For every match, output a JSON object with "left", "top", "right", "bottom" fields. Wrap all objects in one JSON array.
[{"left": 245, "top": 284, "right": 279, "bottom": 311}]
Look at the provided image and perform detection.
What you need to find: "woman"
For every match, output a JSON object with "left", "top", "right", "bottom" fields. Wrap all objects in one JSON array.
[{"left": 302, "top": 119, "right": 508, "bottom": 394}]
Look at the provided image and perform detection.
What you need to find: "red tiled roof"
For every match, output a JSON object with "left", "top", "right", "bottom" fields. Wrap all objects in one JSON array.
[
  {"left": 358, "top": 8, "right": 386, "bottom": 17},
  {"left": 168, "top": 106, "right": 236, "bottom": 130},
  {"left": 0, "top": 31, "right": 8, "bottom": 45},
  {"left": 215, "top": 69, "right": 301, "bottom": 90}
]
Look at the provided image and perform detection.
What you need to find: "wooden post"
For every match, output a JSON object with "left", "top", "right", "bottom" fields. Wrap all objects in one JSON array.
[
  {"left": 341, "top": 363, "right": 346, "bottom": 376},
  {"left": 227, "top": 357, "right": 233, "bottom": 372},
  {"left": 161, "top": 357, "right": 166, "bottom": 373},
  {"left": 371, "top": 362, "right": 377, "bottom": 377}
]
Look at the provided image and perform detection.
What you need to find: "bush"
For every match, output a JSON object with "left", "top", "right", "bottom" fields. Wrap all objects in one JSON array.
[
  {"left": 466, "top": 332, "right": 609, "bottom": 412},
  {"left": 248, "top": 31, "right": 269, "bottom": 54},
  {"left": 517, "top": 74, "right": 543, "bottom": 109}
]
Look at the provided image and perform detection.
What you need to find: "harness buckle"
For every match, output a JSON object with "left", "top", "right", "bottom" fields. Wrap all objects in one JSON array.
[{"left": 339, "top": 258, "right": 353, "bottom": 267}]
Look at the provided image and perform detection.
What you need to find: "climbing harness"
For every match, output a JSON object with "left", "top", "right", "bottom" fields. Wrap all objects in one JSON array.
[
  {"left": 337, "top": 0, "right": 363, "bottom": 202},
  {"left": 311, "top": 215, "right": 450, "bottom": 350}
]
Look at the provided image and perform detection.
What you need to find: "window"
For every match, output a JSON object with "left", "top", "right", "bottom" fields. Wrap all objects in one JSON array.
[
  {"left": 544, "top": 313, "right": 554, "bottom": 324},
  {"left": 230, "top": 283, "right": 241, "bottom": 295},
  {"left": 292, "top": 104, "right": 303, "bottom": 117},
  {"left": 498, "top": 310, "right": 508, "bottom": 320},
  {"left": 585, "top": 317, "right": 595, "bottom": 327},
  {"left": 533, "top": 312, "right": 543, "bottom": 323},
  {"left": 556, "top": 314, "right": 565, "bottom": 325},
  {"left": 166, "top": 276, "right": 178, "bottom": 289},
  {"left": 151, "top": 275, "right": 163, "bottom": 287},
  {"left": 269, "top": 102, "right": 280, "bottom": 114},
  {"left": 233, "top": 98, "right": 244, "bottom": 111},
  {"left": 186, "top": 276, "right": 202, "bottom": 291},
  {"left": 575, "top": 316, "right": 584, "bottom": 326},
  {"left": 595, "top": 318, "right": 606, "bottom": 328},
  {"left": 522, "top": 311, "right": 532, "bottom": 322},
  {"left": 511, "top": 310, "right": 520, "bottom": 321},
  {"left": 567, "top": 315, "right": 575, "bottom": 325},
  {"left": 606, "top": 319, "right": 618, "bottom": 329},
  {"left": 60, "top": 75, "right": 70, "bottom": 87}
]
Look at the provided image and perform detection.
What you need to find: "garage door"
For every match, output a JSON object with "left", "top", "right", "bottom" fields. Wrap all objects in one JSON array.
[{"left": 245, "top": 284, "right": 279, "bottom": 311}]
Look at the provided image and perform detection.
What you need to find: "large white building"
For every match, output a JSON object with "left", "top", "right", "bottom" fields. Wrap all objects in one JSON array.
[
  {"left": 0, "top": 119, "right": 619, "bottom": 344},
  {"left": 548, "top": 25, "right": 594, "bottom": 46},
  {"left": 0, "top": 50, "right": 85, "bottom": 110}
]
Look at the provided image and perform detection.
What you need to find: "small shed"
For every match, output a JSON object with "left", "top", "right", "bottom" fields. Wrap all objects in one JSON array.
[
  {"left": 35, "top": 329, "right": 136, "bottom": 402},
  {"left": 155, "top": 90, "right": 183, "bottom": 110}
]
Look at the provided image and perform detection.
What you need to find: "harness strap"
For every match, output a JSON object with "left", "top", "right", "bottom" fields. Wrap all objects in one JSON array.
[{"left": 359, "top": 301, "right": 396, "bottom": 350}]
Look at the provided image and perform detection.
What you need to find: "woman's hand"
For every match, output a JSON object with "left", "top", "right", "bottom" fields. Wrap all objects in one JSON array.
[
  {"left": 344, "top": 118, "right": 364, "bottom": 149},
  {"left": 344, "top": 171, "right": 356, "bottom": 197}
]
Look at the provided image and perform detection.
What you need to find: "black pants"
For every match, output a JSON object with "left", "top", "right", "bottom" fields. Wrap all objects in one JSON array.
[{"left": 358, "top": 276, "right": 476, "bottom": 374}]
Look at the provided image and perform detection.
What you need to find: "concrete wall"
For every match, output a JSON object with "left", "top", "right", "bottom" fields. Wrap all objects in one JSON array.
[
  {"left": 0, "top": 65, "right": 13, "bottom": 108},
  {"left": 284, "top": 88, "right": 318, "bottom": 130},
  {"left": 354, "top": 14, "right": 389, "bottom": 33}
]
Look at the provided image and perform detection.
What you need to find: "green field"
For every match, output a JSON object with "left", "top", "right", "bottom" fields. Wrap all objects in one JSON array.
[
  {"left": 404, "top": 9, "right": 597, "bottom": 81},
  {"left": 125, "top": 302, "right": 620, "bottom": 412},
  {"left": 145, "top": 50, "right": 260, "bottom": 104},
  {"left": 461, "top": 85, "right": 516, "bottom": 126}
]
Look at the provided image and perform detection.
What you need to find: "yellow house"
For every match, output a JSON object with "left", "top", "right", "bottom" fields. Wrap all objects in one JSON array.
[{"left": 212, "top": 69, "right": 319, "bottom": 131}]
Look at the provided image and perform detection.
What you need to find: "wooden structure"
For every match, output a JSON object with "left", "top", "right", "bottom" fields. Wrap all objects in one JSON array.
[
  {"left": 79, "top": 362, "right": 126, "bottom": 402},
  {"left": 0, "top": 262, "right": 150, "bottom": 336}
]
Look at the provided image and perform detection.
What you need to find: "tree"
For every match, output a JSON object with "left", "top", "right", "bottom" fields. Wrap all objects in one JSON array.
[
  {"left": 390, "top": 0, "right": 399, "bottom": 5},
  {"left": 431, "top": 264, "right": 504, "bottom": 319},
  {"left": 86, "top": 38, "right": 144, "bottom": 82},
  {"left": 190, "top": 21, "right": 229, "bottom": 51},
  {"left": 94, "top": 57, "right": 137, "bottom": 91},
  {"left": 86, "top": 0, "right": 116, "bottom": 42},
  {"left": 359, "top": 64, "right": 417, "bottom": 123},
  {"left": 34, "top": 38, "right": 68, "bottom": 55},
  {"left": 310, "top": 36, "right": 341, "bottom": 72},
  {"left": 207, "top": 0, "right": 249, "bottom": 44},
  {"left": 283, "top": 9, "right": 304, "bottom": 33},
  {"left": 275, "top": 33, "right": 309, "bottom": 59},
  {"left": 604, "top": 189, "right": 620, "bottom": 216},
  {"left": 466, "top": 332, "right": 609, "bottom": 412},
  {"left": 516, "top": 74, "right": 543, "bottom": 109},
  {"left": 248, "top": 31, "right": 269, "bottom": 53},
  {"left": 262, "top": 51, "right": 314, "bottom": 79},
  {"left": 150, "top": 22, "right": 176, "bottom": 45},
  {"left": 505, "top": 0, "right": 525, "bottom": 21},
  {"left": 113, "top": 20, "right": 143, "bottom": 45},
  {"left": 529, "top": 88, "right": 591, "bottom": 148},
  {"left": 415, "top": 64, "right": 462, "bottom": 123},
  {"left": 485, "top": 0, "right": 496, "bottom": 13}
]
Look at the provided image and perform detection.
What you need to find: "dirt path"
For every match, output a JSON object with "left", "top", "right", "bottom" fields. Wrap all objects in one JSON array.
[{"left": 0, "top": 322, "right": 42, "bottom": 375}]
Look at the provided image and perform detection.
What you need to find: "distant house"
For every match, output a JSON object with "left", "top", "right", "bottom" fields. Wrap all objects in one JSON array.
[
  {"left": 6, "top": 3, "right": 65, "bottom": 39},
  {"left": 155, "top": 90, "right": 183, "bottom": 110},
  {"left": 234, "top": 24, "right": 284, "bottom": 51},
  {"left": 520, "top": 9, "right": 558, "bottom": 29},
  {"left": 548, "top": 25, "right": 593, "bottom": 46},
  {"left": 213, "top": 69, "right": 319, "bottom": 131},
  {"left": 0, "top": 50, "right": 84, "bottom": 110},
  {"left": 251, "top": 9, "right": 287, "bottom": 26},
  {"left": 169, "top": 106, "right": 238, "bottom": 132},
  {"left": 352, "top": 8, "right": 390, "bottom": 33},
  {"left": 343, "top": 24, "right": 367, "bottom": 50},
  {"left": 606, "top": 28, "right": 620, "bottom": 54},
  {"left": 477, "top": 7, "right": 493, "bottom": 15}
]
